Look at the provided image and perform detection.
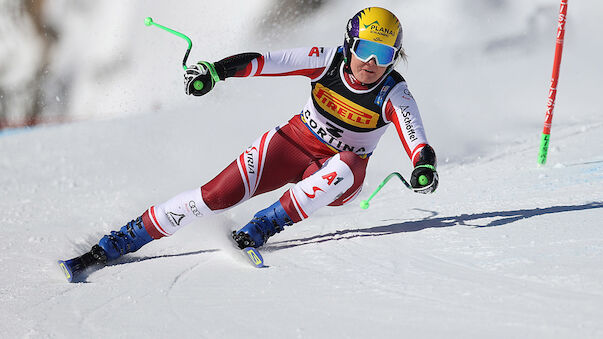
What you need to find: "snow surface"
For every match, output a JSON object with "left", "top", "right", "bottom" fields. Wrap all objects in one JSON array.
[{"left": 1, "top": 0, "right": 603, "bottom": 338}]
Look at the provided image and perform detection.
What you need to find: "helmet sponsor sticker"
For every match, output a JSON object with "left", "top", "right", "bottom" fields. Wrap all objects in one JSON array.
[{"left": 357, "top": 9, "right": 400, "bottom": 46}]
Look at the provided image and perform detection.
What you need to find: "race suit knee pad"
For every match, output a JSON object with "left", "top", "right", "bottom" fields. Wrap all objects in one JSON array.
[{"left": 287, "top": 153, "right": 355, "bottom": 220}]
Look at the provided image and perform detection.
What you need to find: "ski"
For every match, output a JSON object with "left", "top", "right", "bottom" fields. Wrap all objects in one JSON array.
[
  {"left": 58, "top": 245, "right": 107, "bottom": 282},
  {"left": 231, "top": 230, "right": 266, "bottom": 268},
  {"left": 242, "top": 247, "right": 265, "bottom": 268}
]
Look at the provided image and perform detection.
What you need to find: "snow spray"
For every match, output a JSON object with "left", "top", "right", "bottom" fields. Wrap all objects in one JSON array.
[{"left": 538, "top": 0, "right": 568, "bottom": 165}]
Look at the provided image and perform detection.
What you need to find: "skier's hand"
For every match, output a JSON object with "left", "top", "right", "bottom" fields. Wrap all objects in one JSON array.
[
  {"left": 184, "top": 62, "right": 219, "bottom": 96},
  {"left": 410, "top": 165, "right": 438, "bottom": 194}
]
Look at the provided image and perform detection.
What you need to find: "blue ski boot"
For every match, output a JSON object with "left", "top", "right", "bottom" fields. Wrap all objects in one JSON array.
[
  {"left": 97, "top": 216, "right": 154, "bottom": 262},
  {"left": 232, "top": 201, "right": 293, "bottom": 249},
  {"left": 58, "top": 215, "right": 155, "bottom": 282}
]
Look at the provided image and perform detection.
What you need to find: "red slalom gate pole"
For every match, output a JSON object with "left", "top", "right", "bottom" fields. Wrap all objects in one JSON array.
[{"left": 538, "top": 0, "right": 568, "bottom": 165}]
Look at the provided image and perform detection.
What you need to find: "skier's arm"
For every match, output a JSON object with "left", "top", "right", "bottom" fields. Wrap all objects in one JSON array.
[
  {"left": 185, "top": 47, "right": 336, "bottom": 96},
  {"left": 214, "top": 47, "right": 336, "bottom": 80},
  {"left": 384, "top": 83, "right": 439, "bottom": 193}
]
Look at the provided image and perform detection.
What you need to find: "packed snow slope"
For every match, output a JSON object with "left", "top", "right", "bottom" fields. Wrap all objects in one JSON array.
[
  {"left": 3, "top": 111, "right": 603, "bottom": 339},
  {"left": 1, "top": 1, "right": 603, "bottom": 338}
]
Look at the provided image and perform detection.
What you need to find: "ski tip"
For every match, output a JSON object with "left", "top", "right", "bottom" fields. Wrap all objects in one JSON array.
[
  {"left": 243, "top": 247, "right": 265, "bottom": 268},
  {"left": 57, "top": 260, "right": 74, "bottom": 283}
]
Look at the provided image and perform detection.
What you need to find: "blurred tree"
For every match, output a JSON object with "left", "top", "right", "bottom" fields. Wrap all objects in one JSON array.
[
  {"left": 23, "top": 0, "right": 58, "bottom": 126},
  {"left": 0, "top": 0, "right": 57, "bottom": 130},
  {"left": 256, "top": 0, "right": 326, "bottom": 39}
]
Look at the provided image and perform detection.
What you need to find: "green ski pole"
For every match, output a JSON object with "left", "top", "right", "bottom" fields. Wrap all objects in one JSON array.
[
  {"left": 144, "top": 17, "right": 192, "bottom": 70},
  {"left": 360, "top": 172, "right": 428, "bottom": 209},
  {"left": 144, "top": 17, "right": 205, "bottom": 91}
]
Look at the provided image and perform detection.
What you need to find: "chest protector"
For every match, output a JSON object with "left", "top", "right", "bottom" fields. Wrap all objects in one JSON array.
[{"left": 301, "top": 48, "right": 404, "bottom": 155}]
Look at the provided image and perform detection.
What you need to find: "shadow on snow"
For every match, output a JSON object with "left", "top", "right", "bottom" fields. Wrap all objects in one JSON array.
[
  {"left": 68, "top": 249, "right": 220, "bottom": 283},
  {"left": 266, "top": 201, "right": 603, "bottom": 251},
  {"left": 67, "top": 201, "right": 602, "bottom": 281}
]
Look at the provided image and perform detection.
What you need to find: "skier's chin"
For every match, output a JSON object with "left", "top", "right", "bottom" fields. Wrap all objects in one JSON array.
[{"left": 356, "top": 70, "right": 379, "bottom": 83}]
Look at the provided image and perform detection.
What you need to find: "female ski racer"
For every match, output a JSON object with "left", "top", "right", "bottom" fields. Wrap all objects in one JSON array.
[{"left": 86, "top": 7, "right": 439, "bottom": 263}]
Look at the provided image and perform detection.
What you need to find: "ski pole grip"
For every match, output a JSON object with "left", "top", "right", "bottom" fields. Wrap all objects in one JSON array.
[{"left": 418, "top": 174, "right": 428, "bottom": 186}]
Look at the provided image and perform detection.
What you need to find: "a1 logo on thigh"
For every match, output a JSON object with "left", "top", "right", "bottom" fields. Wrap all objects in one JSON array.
[{"left": 322, "top": 171, "right": 344, "bottom": 185}]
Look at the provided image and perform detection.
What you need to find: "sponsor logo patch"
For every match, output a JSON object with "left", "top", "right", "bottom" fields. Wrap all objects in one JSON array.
[
  {"left": 303, "top": 186, "right": 324, "bottom": 199},
  {"left": 400, "top": 106, "right": 417, "bottom": 142},
  {"left": 300, "top": 110, "right": 367, "bottom": 154},
  {"left": 312, "top": 83, "right": 379, "bottom": 129},
  {"left": 189, "top": 200, "right": 201, "bottom": 217},
  {"left": 167, "top": 212, "right": 185, "bottom": 226},
  {"left": 244, "top": 146, "right": 258, "bottom": 174}
]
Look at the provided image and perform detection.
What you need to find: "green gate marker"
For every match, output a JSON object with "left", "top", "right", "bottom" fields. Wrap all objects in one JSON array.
[{"left": 537, "top": 0, "right": 567, "bottom": 165}]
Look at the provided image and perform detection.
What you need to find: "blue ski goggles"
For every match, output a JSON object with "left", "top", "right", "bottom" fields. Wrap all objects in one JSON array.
[{"left": 351, "top": 38, "right": 399, "bottom": 67}]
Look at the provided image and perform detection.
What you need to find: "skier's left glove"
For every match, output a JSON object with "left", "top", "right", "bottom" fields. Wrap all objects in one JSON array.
[
  {"left": 410, "top": 165, "right": 439, "bottom": 194},
  {"left": 184, "top": 61, "right": 221, "bottom": 96}
]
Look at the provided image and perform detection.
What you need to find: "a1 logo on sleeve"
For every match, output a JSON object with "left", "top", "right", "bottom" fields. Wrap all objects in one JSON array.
[{"left": 308, "top": 46, "right": 324, "bottom": 57}]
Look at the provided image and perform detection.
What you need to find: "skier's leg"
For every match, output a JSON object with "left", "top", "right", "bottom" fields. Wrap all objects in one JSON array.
[
  {"left": 284, "top": 151, "right": 367, "bottom": 220},
  {"left": 233, "top": 151, "right": 368, "bottom": 248},
  {"left": 96, "top": 126, "right": 313, "bottom": 261}
]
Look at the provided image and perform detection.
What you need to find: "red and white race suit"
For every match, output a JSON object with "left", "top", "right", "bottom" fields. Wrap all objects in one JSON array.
[{"left": 141, "top": 46, "right": 434, "bottom": 239}]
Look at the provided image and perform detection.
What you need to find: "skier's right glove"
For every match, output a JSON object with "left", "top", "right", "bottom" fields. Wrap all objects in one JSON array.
[
  {"left": 184, "top": 61, "right": 221, "bottom": 96},
  {"left": 410, "top": 165, "right": 439, "bottom": 194}
]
